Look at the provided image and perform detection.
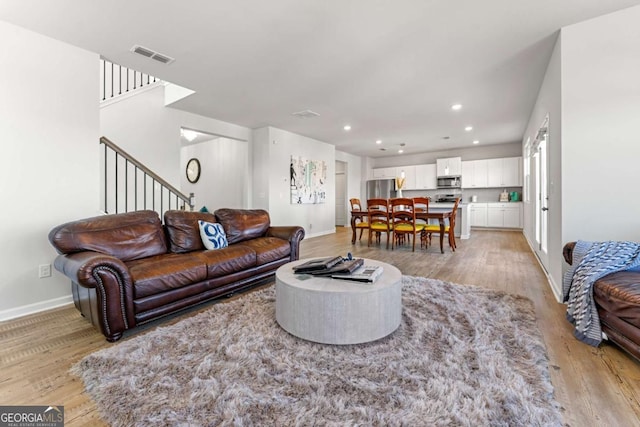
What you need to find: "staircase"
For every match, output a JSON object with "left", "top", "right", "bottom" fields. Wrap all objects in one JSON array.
[
  {"left": 100, "top": 136, "right": 194, "bottom": 216},
  {"left": 99, "top": 59, "right": 195, "bottom": 217}
]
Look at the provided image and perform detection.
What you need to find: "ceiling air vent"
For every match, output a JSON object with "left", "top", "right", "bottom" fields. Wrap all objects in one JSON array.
[
  {"left": 130, "top": 45, "right": 175, "bottom": 65},
  {"left": 292, "top": 109, "right": 320, "bottom": 119}
]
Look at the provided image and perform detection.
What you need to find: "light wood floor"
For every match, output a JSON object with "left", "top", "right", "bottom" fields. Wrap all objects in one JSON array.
[{"left": 1, "top": 228, "right": 639, "bottom": 426}]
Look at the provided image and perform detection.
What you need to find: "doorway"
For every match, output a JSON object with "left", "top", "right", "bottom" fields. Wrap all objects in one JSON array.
[
  {"left": 335, "top": 161, "right": 347, "bottom": 226},
  {"left": 532, "top": 117, "right": 549, "bottom": 269}
]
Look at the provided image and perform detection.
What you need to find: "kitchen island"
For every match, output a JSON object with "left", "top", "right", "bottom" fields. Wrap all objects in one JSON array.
[{"left": 428, "top": 202, "right": 470, "bottom": 240}]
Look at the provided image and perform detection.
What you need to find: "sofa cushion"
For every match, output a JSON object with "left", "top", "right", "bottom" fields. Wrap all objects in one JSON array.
[
  {"left": 594, "top": 271, "right": 640, "bottom": 329},
  {"left": 164, "top": 210, "right": 217, "bottom": 253},
  {"left": 214, "top": 209, "right": 270, "bottom": 244},
  {"left": 48, "top": 210, "right": 167, "bottom": 262},
  {"left": 127, "top": 253, "right": 208, "bottom": 299},
  {"left": 197, "top": 245, "right": 257, "bottom": 278},
  {"left": 237, "top": 237, "right": 291, "bottom": 265},
  {"left": 198, "top": 220, "right": 229, "bottom": 250}
]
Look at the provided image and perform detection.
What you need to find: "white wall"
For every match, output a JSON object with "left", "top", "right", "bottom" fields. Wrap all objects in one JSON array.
[
  {"left": 180, "top": 137, "right": 249, "bottom": 210},
  {"left": 100, "top": 85, "right": 253, "bottom": 207},
  {"left": 561, "top": 5, "right": 640, "bottom": 245},
  {"left": 251, "top": 127, "right": 270, "bottom": 211},
  {"left": 521, "top": 32, "right": 562, "bottom": 297},
  {"left": 0, "top": 21, "right": 100, "bottom": 319},
  {"left": 335, "top": 150, "right": 363, "bottom": 222},
  {"left": 522, "top": 5, "right": 640, "bottom": 298},
  {"left": 253, "top": 127, "right": 336, "bottom": 237}
]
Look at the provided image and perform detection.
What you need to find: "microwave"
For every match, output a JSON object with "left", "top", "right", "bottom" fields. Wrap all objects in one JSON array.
[{"left": 437, "top": 176, "right": 461, "bottom": 189}]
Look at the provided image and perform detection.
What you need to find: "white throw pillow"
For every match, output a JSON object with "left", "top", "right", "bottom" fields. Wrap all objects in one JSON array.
[{"left": 198, "top": 220, "right": 229, "bottom": 250}]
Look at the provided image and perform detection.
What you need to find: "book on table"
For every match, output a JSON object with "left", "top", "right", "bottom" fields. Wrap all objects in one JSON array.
[
  {"left": 293, "top": 256, "right": 343, "bottom": 274},
  {"left": 293, "top": 257, "right": 364, "bottom": 276},
  {"left": 331, "top": 265, "right": 384, "bottom": 283}
]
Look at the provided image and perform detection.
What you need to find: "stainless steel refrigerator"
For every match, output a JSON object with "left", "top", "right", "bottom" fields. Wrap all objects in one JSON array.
[{"left": 366, "top": 179, "right": 395, "bottom": 200}]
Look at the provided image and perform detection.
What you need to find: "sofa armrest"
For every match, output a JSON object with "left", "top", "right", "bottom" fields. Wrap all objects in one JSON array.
[
  {"left": 266, "top": 226, "right": 305, "bottom": 261},
  {"left": 54, "top": 251, "right": 135, "bottom": 341},
  {"left": 563, "top": 242, "right": 577, "bottom": 266}
]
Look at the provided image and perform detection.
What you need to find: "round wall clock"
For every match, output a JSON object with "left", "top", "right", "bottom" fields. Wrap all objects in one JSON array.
[{"left": 186, "top": 158, "right": 201, "bottom": 183}]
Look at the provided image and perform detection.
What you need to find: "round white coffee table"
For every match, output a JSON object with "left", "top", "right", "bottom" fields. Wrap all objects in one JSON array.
[{"left": 275, "top": 258, "right": 402, "bottom": 345}]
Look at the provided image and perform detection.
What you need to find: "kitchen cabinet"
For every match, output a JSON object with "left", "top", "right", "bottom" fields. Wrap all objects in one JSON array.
[
  {"left": 414, "top": 164, "right": 437, "bottom": 189},
  {"left": 461, "top": 160, "right": 488, "bottom": 188},
  {"left": 487, "top": 157, "right": 522, "bottom": 187},
  {"left": 397, "top": 165, "right": 416, "bottom": 190},
  {"left": 469, "top": 203, "right": 488, "bottom": 227},
  {"left": 486, "top": 203, "right": 522, "bottom": 228},
  {"left": 372, "top": 167, "right": 397, "bottom": 179},
  {"left": 436, "top": 157, "right": 462, "bottom": 177}
]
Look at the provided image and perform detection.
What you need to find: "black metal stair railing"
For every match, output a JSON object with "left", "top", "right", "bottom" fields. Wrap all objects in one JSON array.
[
  {"left": 100, "top": 136, "right": 194, "bottom": 215},
  {"left": 100, "top": 58, "right": 159, "bottom": 102}
]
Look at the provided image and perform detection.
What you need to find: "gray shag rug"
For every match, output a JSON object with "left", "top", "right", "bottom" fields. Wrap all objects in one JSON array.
[{"left": 73, "top": 276, "right": 562, "bottom": 426}]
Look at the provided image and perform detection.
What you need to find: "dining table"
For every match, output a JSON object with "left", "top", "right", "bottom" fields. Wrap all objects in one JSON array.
[{"left": 350, "top": 210, "right": 452, "bottom": 253}]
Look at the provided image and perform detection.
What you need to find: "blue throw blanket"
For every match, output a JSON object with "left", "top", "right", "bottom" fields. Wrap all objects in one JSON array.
[{"left": 562, "top": 240, "right": 640, "bottom": 346}]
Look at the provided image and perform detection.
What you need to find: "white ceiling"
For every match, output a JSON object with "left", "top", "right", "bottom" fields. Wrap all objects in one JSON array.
[{"left": 1, "top": 0, "right": 639, "bottom": 158}]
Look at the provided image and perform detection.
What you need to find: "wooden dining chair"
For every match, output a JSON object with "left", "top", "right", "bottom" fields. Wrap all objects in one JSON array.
[
  {"left": 390, "top": 198, "right": 425, "bottom": 252},
  {"left": 412, "top": 197, "right": 430, "bottom": 249},
  {"left": 349, "top": 198, "right": 368, "bottom": 241},
  {"left": 367, "top": 198, "right": 392, "bottom": 249},
  {"left": 424, "top": 197, "right": 460, "bottom": 252}
]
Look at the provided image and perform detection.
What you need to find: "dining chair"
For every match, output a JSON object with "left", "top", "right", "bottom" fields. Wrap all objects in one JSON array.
[
  {"left": 349, "top": 198, "right": 368, "bottom": 241},
  {"left": 390, "top": 198, "right": 424, "bottom": 252},
  {"left": 367, "top": 198, "right": 392, "bottom": 249},
  {"left": 424, "top": 197, "right": 460, "bottom": 252},
  {"left": 412, "top": 197, "right": 430, "bottom": 249}
]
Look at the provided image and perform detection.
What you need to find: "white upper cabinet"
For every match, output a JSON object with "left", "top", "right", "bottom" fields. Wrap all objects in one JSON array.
[
  {"left": 502, "top": 157, "right": 522, "bottom": 187},
  {"left": 415, "top": 164, "right": 437, "bottom": 189},
  {"left": 372, "top": 167, "right": 397, "bottom": 179},
  {"left": 487, "top": 157, "right": 522, "bottom": 187},
  {"left": 436, "top": 157, "right": 462, "bottom": 177},
  {"left": 461, "top": 160, "right": 488, "bottom": 188},
  {"left": 397, "top": 165, "right": 416, "bottom": 190}
]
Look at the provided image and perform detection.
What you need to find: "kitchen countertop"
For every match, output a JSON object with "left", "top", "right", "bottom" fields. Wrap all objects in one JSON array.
[{"left": 429, "top": 202, "right": 467, "bottom": 209}]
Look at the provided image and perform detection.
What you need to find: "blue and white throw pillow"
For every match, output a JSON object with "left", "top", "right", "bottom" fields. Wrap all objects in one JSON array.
[{"left": 198, "top": 220, "right": 229, "bottom": 250}]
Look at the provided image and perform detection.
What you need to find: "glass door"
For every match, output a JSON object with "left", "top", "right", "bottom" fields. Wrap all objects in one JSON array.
[{"left": 533, "top": 117, "right": 549, "bottom": 269}]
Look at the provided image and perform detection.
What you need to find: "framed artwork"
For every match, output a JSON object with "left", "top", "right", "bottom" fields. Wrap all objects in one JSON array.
[{"left": 290, "top": 156, "right": 327, "bottom": 204}]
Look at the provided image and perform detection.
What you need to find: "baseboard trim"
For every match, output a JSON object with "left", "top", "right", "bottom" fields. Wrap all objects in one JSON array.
[
  {"left": 0, "top": 295, "right": 73, "bottom": 322},
  {"left": 305, "top": 229, "right": 336, "bottom": 239},
  {"left": 523, "top": 234, "right": 562, "bottom": 302}
]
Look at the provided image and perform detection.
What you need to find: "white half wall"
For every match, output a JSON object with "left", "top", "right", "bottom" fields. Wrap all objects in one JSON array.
[
  {"left": 100, "top": 84, "right": 253, "bottom": 210},
  {"left": 0, "top": 20, "right": 100, "bottom": 319}
]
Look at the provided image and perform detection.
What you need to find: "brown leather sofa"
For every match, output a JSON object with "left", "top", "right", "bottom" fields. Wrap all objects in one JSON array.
[
  {"left": 563, "top": 242, "right": 640, "bottom": 361},
  {"left": 49, "top": 209, "right": 305, "bottom": 341}
]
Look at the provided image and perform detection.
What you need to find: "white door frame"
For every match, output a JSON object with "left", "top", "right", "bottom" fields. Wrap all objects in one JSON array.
[{"left": 532, "top": 116, "right": 549, "bottom": 270}]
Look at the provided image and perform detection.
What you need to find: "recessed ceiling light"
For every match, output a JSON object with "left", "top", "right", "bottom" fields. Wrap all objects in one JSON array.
[
  {"left": 376, "top": 140, "right": 382, "bottom": 144},
  {"left": 398, "top": 149, "right": 404, "bottom": 154},
  {"left": 343, "top": 125, "right": 351, "bottom": 131},
  {"left": 465, "top": 126, "right": 473, "bottom": 131},
  {"left": 451, "top": 104, "right": 462, "bottom": 111},
  {"left": 473, "top": 140, "right": 480, "bottom": 144}
]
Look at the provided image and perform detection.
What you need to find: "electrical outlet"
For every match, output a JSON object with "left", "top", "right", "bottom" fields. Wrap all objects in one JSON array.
[{"left": 39, "top": 264, "right": 51, "bottom": 278}]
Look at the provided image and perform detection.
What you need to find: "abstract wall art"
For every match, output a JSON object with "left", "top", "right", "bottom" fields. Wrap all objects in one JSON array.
[{"left": 290, "top": 156, "right": 327, "bottom": 204}]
